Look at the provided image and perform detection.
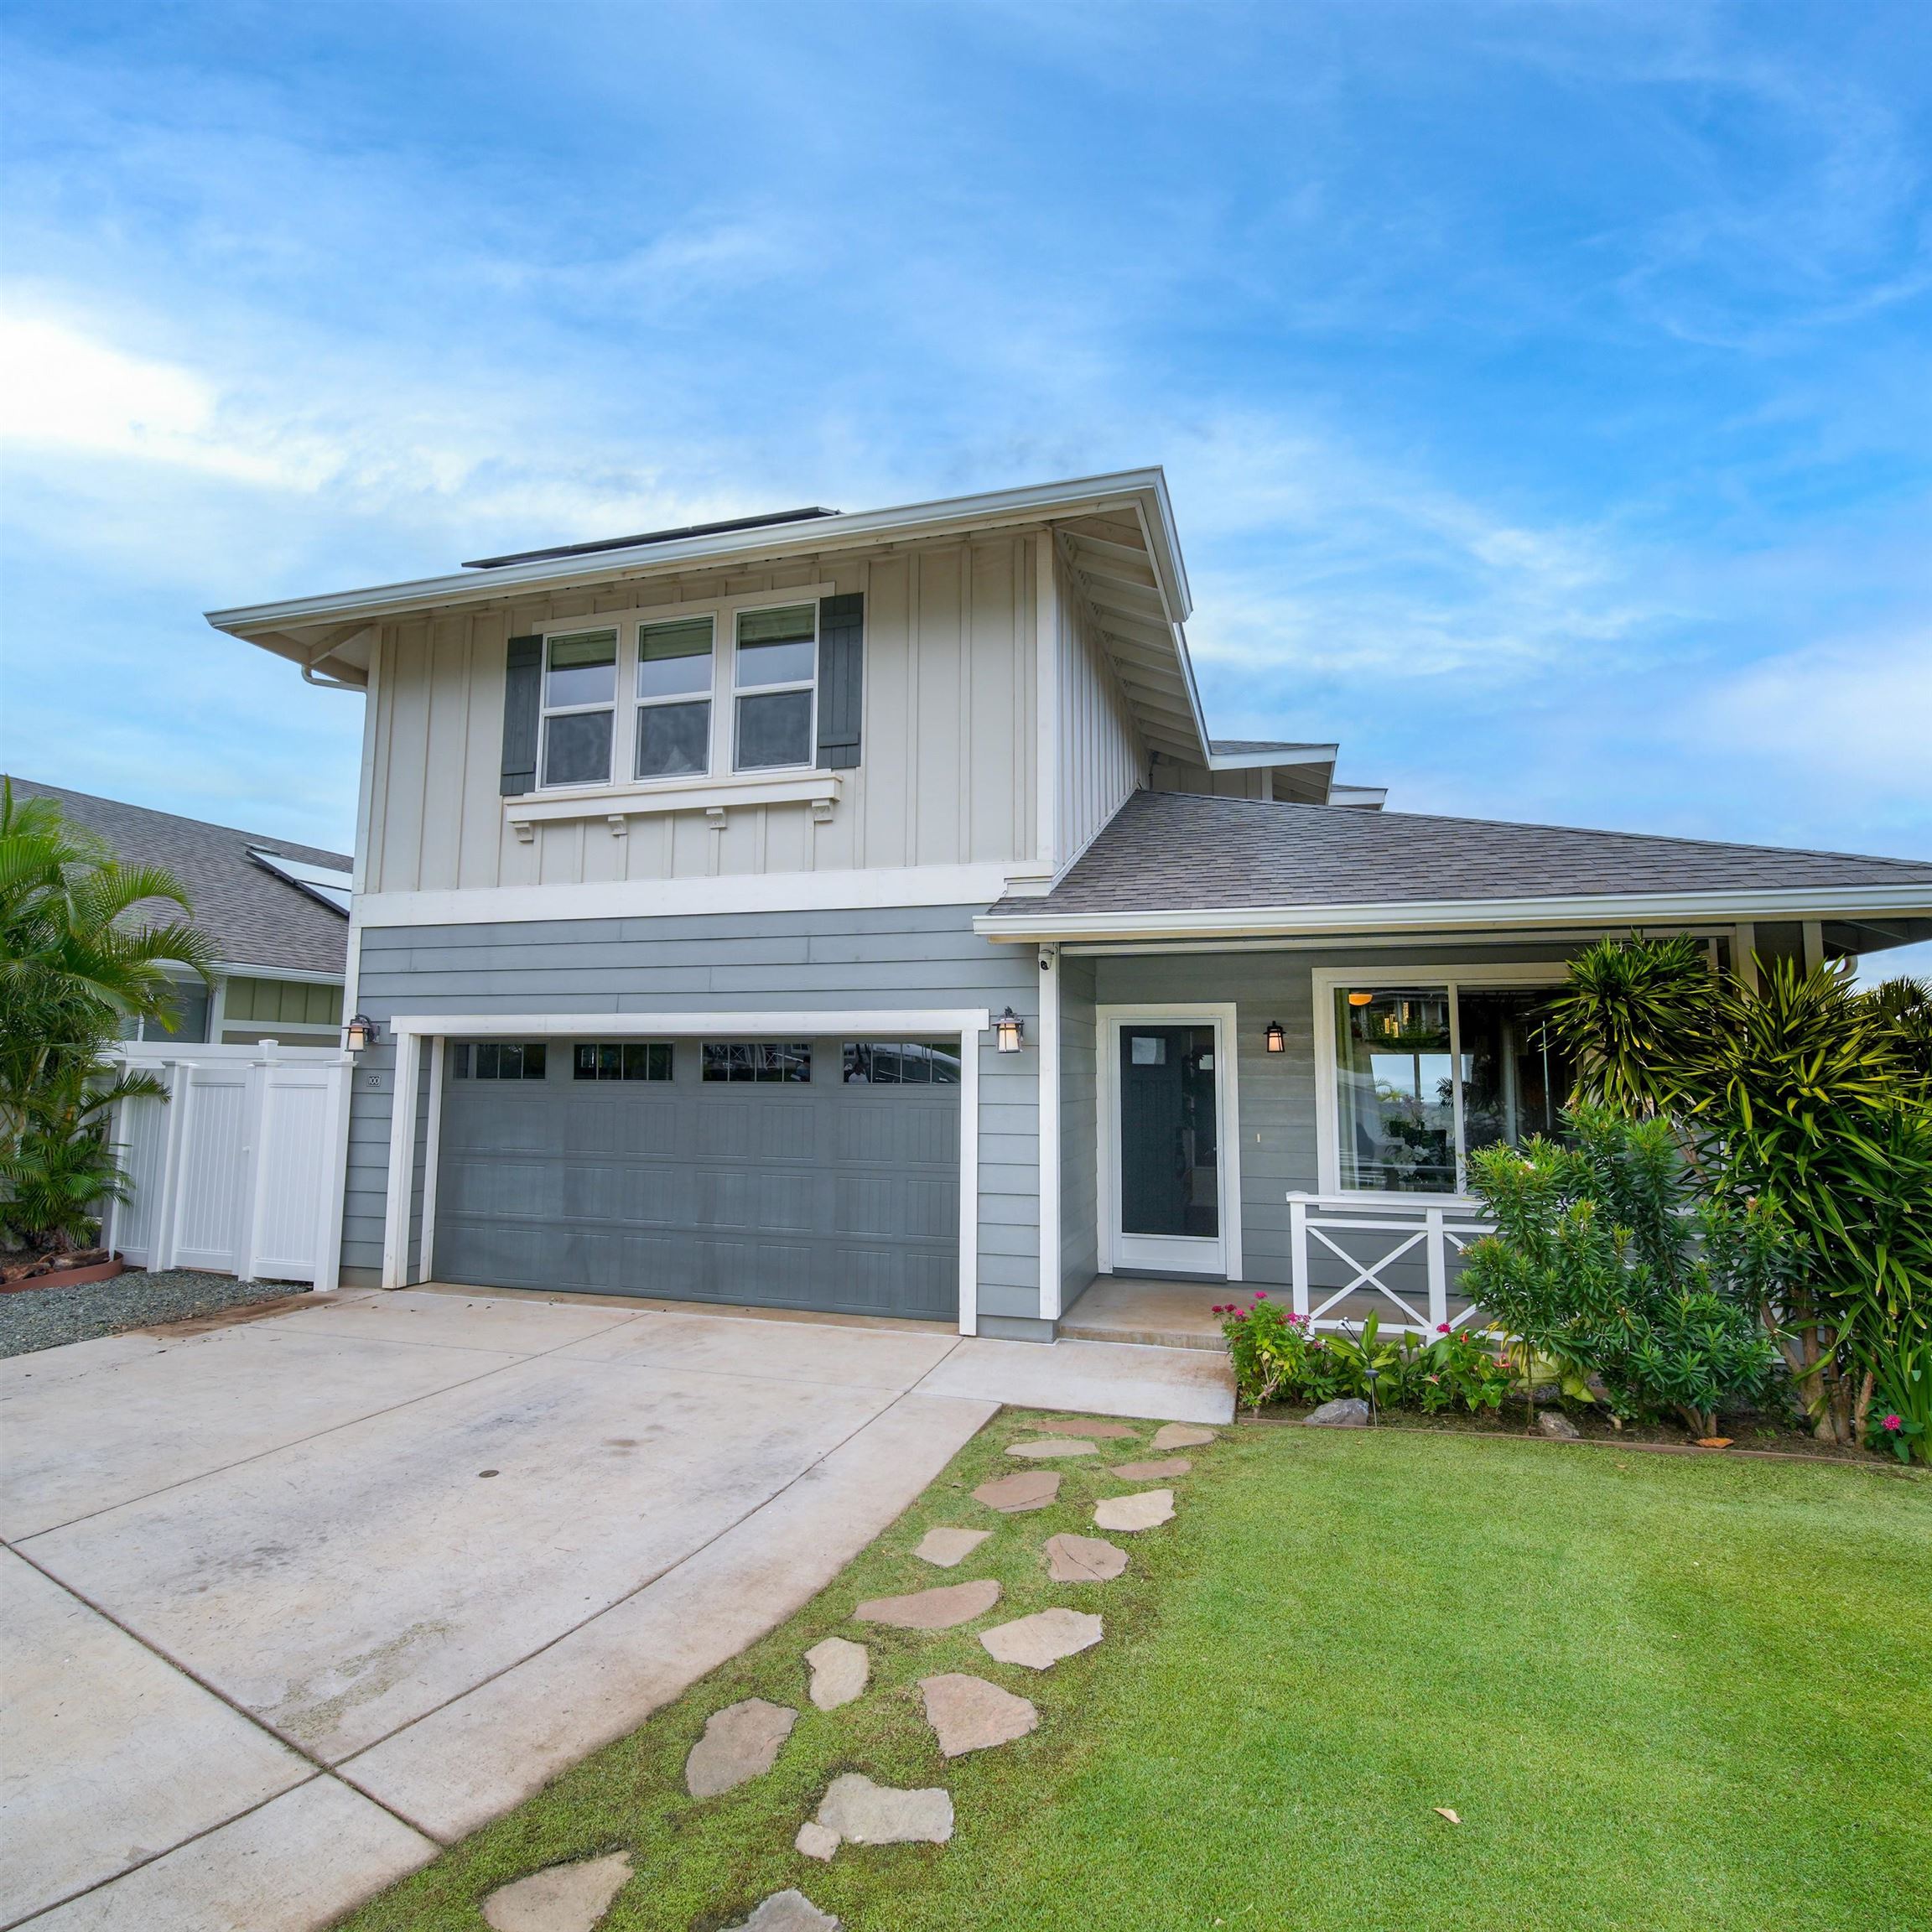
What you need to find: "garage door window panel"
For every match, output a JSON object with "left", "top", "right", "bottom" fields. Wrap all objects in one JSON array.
[
  {"left": 702, "top": 1041, "right": 812, "bottom": 1083},
  {"left": 452, "top": 1042, "right": 549, "bottom": 1081},
  {"left": 574, "top": 1041, "right": 675, "bottom": 1082}
]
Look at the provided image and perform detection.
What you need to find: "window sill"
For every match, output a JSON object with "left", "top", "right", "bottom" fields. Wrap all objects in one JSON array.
[{"left": 506, "top": 770, "right": 843, "bottom": 839}]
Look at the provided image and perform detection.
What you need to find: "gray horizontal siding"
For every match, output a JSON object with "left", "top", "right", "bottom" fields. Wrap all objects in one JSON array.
[{"left": 343, "top": 903, "right": 1043, "bottom": 1320}]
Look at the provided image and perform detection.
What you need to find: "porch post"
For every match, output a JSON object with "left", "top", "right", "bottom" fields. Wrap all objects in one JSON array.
[
  {"left": 1036, "top": 944, "right": 1062, "bottom": 1322},
  {"left": 1290, "top": 1194, "right": 1310, "bottom": 1319},
  {"left": 1426, "top": 1205, "right": 1447, "bottom": 1330}
]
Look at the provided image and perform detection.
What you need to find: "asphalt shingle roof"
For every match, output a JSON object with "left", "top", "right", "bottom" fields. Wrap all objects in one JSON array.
[
  {"left": 6, "top": 777, "right": 350, "bottom": 977},
  {"left": 989, "top": 790, "right": 1932, "bottom": 918}
]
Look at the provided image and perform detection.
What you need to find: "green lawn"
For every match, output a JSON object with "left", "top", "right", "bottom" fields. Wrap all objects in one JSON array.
[{"left": 340, "top": 1416, "right": 1932, "bottom": 1932}]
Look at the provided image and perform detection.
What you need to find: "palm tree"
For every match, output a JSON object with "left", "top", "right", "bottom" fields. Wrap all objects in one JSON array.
[{"left": 0, "top": 780, "right": 216, "bottom": 1251}]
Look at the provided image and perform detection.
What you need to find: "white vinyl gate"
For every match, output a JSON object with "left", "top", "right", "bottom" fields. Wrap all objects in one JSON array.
[{"left": 104, "top": 1042, "right": 353, "bottom": 1285}]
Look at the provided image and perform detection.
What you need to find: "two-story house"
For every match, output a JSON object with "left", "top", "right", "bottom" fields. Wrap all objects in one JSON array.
[{"left": 207, "top": 470, "right": 1932, "bottom": 1337}]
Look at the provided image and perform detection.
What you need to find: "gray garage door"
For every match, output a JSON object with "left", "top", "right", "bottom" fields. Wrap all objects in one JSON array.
[{"left": 433, "top": 1035, "right": 960, "bottom": 1321}]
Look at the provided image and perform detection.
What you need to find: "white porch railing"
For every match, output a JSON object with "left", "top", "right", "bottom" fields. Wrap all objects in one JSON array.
[{"left": 1287, "top": 1192, "right": 1492, "bottom": 1336}]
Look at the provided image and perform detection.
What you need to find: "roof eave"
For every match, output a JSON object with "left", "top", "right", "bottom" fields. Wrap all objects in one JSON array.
[
  {"left": 207, "top": 467, "right": 1190, "bottom": 649},
  {"left": 974, "top": 881, "right": 1932, "bottom": 943}
]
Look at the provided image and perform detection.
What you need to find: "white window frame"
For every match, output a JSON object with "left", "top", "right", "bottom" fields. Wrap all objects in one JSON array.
[
  {"left": 730, "top": 598, "right": 819, "bottom": 776},
  {"left": 632, "top": 612, "right": 718, "bottom": 783},
  {"left": 1311, "top": 963, "right": 1569, "bottom": 1203},
  {"left": 527, "top": 584, "right": 836, "bottom": 802},
  {"left": 1095, "top": 1002, "right": 1244, "bottom": 1280},
  {"left": 538, "top": 626, "right": 620, "bottom": 790}
]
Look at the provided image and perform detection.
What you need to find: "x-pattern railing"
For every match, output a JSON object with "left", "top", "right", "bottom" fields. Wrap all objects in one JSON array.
[{"left": 1288, "top": 1193, "right": 1491, "bottom": 1335}]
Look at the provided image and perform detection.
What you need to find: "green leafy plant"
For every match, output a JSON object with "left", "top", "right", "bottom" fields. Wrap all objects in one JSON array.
[
  {"left": 1412, "top": 1324, "right": 1514, "bottom": 1415},
  {"left": 1463, "top": 1106, "right": 1784, "bottom": 1436},
  {"left": 0, "top": 780, "right": 213, "bottom": 1252},
  {"left": 1862, "top": 1336, "right": 1930, "bottom": 1466},
  {"left": 1214, "top": 1294, "right": 1318, "bottom": 1414}
]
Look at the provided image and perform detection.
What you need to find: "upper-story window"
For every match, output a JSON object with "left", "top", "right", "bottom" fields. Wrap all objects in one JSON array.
[
  {"left": 542, "top": 629, "right": 617, "bottom": 787},
  {"left": 636, "top": 615, "right": 714, "bottom": 780},
  {"left": 734, "top": 604, "right": 817, "bottom": 771}
]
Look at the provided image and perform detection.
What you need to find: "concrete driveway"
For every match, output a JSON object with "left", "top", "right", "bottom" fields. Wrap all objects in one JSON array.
[{"left": 1, "top": 1287, "right": 1230, "bottom": 1930}]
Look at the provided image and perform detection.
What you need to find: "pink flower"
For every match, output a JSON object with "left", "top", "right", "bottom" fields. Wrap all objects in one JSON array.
[
  {"left": 1253, "top": 1291, "right": 1269, "bottom": 1300},
  {"left": 1883, "top": 1414, "right": 1904, "bottom": 1432},
  {"left": 1436, "top": 1322, "right": 1452, "bottom": 1334}
]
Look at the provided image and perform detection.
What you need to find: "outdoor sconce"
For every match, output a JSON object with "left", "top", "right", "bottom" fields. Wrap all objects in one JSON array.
[
  {"left": 994, "top": 1008, "right": 1025, "bottom": 1053},
  {"left": 345, "top": 1014, "right": 382, "bottom": 1052},
  {"left": 1265, "top": 1021, "right": 1285, "bottom": 1053}
]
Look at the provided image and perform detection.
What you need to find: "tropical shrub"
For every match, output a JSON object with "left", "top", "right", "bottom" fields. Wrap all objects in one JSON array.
[
  {"left": 1462, "top": 1106, "right": 1784, "bottom": 1436},
  {"left": 0, "top": 781, "right": 212, "bottom": 1251},
  {"left": 1550, "top": 939, "right": 1932, "bottom": 1442}
]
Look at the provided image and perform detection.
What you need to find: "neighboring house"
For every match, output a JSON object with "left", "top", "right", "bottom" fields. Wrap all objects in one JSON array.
[
  {"left": 5, "top": 779, "right": 351, "bottom": 1046},
  {"left": 205, "top": 470, "right": 1932, "bottom": 1332}
]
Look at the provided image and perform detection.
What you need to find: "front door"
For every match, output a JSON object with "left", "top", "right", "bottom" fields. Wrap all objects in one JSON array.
[{"left": 1111, "top": 1020, "right": 1226, "bottom": 1275}]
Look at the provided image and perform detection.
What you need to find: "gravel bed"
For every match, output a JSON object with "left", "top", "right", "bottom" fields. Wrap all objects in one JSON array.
[{"left": 0, "top": 1269, "right": 310, "bottom": 1358}]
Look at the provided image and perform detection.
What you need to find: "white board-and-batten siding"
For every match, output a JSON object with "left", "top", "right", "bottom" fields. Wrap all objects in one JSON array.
[
  {"left": 1053, "top": 543, "right": 1145, "bottom": 875},
  {"left": 362, "top": 532, "right": 1045, "bottom": 897}
]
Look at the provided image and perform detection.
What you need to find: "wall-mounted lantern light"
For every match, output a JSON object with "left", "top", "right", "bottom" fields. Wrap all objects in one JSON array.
[
  {"left": 345, "top": 1014, "right": 382, "bottom": 1052},
  {"left": 994, "top": 1008, "right": 1024, "bottom": 1053},
  {"left": 1265, "top": 1021, "right": 1285, "bottom": 1053}
]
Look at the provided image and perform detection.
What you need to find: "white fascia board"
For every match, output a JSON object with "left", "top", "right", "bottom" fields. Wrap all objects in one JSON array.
[
  {"left": 974, "top": 882, "right": 1932, "bottom": 943},
  {"left": 385, "top": 1009, "right": 992, "bottom": 1038},
  {"left": 206, "top": 469, "right": 1190, "bottom": 643},
  {"left": 1205, "top": 744, "right": 1338, "bottom": 772}
]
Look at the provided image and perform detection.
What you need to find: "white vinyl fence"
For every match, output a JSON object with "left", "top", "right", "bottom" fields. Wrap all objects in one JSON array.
[{"left": 103, "top": 1042, "right": 353, "bottom": 1285}]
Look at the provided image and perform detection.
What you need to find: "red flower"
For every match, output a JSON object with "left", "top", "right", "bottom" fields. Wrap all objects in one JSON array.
[
  {"left": 1253, "top": 1290, "right": 1269, "bottom": 1301},
  {"left": 1883, "top": 1414, "right": 1904, "bottom": 1431},
  {"left": 1436, "top": 1322, "right": 1452, "bottom": 1334}
]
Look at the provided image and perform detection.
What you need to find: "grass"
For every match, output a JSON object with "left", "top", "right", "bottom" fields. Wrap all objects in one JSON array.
[{"left": 339, "top": 1414, "right": 1932, "bottom": 1932}]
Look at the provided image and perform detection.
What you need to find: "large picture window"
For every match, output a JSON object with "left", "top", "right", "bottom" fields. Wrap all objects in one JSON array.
[
  {"left": 733, "top": 604, "right": 816, "bottom": 771},
  {"left": 1330, "top": 979, "right": 1571, "bottom": 1194},
  {"left": 540, "top": 629, "right": 617, "bottom": 787}
]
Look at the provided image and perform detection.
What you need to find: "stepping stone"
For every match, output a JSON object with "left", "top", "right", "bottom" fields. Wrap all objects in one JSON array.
[
  {"left": 919, "top": 1672, "right": 1040, "bottom": 1756},
  {"left": 1093, "top": 1488, "right": 1175, "bottom": 1533},
  {"left": 686, "top": 1699, "right": 798, "bottom": 1798},
  {"left": 815, "top": 1772, "right": 954, "bottom": 1846},
  {"left": 1305, "top": 1397, "right": 1370, "bottom": 1427},
  {"left": 1005, "top": 1437, "right": 1098, "bottom": 1458},
  {"left": 1044, "top": 1532, "right": 1128, "bottom": 1581},
  {"left": 804, "top": 1637, "right": 869, "bottom": 1711},
  {"left": 1035, "top": 1417, "right": 1138, "bottom": 1438},
  {"left": 1109, "top": 1457, "right": 1192, "bottom": 1480},
  {"left": 914, "top": 1526, "right": 992, "bottom": 1569},
  {"left": 794, "top": 1821, "right": 839, "bottom": 1862},
  {"left": 724, "top": 1890, "right": 840, "bottom": 1930},
  {"left": 974, "top": 1470, "right": 1061, "bottom": 1514},
  {"left": 1152, "top": 1423, "right": 1218, "bottom": 1450},
  {"left": 979, "top": 1607, "right": 1104, "bottom": 1670},
  {"left": 481, "top": 1852, "right": 631, "bottom": 1932},
  {"left": 854, "top": 1577, "right": 1000, "bottom": 1630}
]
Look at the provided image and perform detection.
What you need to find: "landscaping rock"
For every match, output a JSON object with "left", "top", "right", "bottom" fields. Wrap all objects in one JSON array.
[
  {"left": 1044, "top": 1533, "right": 1128, "bottom": 1581},
  {"left": 1151, "top": 1423, "right": 1217, "bottom": 1450},
  {"left": 854, "top": 1577, "right": 1000, "bottom": 1630},
  {"left": 686, "top": 1699, "right": 798, "bottom": 1799},
  {"left": 979, "top": 1607, "right": 1104, "bottom": 1670},
  {"left": 480, "top": 1852, "right": 631, "bottom": 1932},
  {"left": 919, "top": 1672, "right": 1040, "bottom": 1756},
  {"left": 804, "top": 1637, "right": 869, "bottom": 1711},
  {"left": 814, "top": 1773, "right": 954, "bottom": 1846},
  {"left": 724, "top": 1889, "right": 839, "bottom": 1930},
  {"left": 974, "top": 1470, "right": 1061, "bottom": 1513},
  {"left": 1005, "top": 1437, "right": 1098, "bottom": 1458},
  {"left": 913, "top": 1526, "right": 991, "bottom": 1569},
  {"left": 1034, "top": 1417, "right": 1138, "bottom": 1438},
  {"left": 1305, "top": 1398, "right": 1371, "bottom": 1427},
  {"left": 1109, "top": 1457, "right": 1192, "bottom": 1479},
  {"left": 793, "top": 1822, "right": 839, "bottom": 1863},
  {"left": 1535, "top": 1410, "right": 1581, "bottom": 1440},
  {"left": 1093, "top": 1488, "right": 1175, "bottom": 1532}
]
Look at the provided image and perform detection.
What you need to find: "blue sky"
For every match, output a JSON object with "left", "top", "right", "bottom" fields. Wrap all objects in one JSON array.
[{"left": 3, "top": 2, "right": 1929, "bottom": 955}]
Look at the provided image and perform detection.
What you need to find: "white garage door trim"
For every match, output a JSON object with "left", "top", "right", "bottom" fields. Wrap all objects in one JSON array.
[{"left": 379, "top": 1009, "right": 993, "bottom": 1332}]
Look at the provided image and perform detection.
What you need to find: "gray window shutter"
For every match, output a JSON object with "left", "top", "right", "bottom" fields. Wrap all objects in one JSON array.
[
  {"left": 816, "top": 593, "right": 864, "bottom": 771},
  {"left": 500, "top": 636, "right": 543, "bottom": 796}
]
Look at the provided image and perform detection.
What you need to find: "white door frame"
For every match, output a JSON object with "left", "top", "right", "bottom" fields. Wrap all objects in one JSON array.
[
  {"left": 1096, "top": 1003, "right": 1243, "bottom": 1280},
  {"left": 381, "top": 1007, "right": 991, "bottom": 1333}
]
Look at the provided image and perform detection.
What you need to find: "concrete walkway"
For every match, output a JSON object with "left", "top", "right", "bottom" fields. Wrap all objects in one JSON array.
[{"left": 0, "top": 1287, "right": 1229, "bottom": 1931}]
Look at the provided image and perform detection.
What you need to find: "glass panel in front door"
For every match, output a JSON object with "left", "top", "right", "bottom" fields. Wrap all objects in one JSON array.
[{"left": 1119, "top": 1026, "right": 1218, "bottom": 1239}]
